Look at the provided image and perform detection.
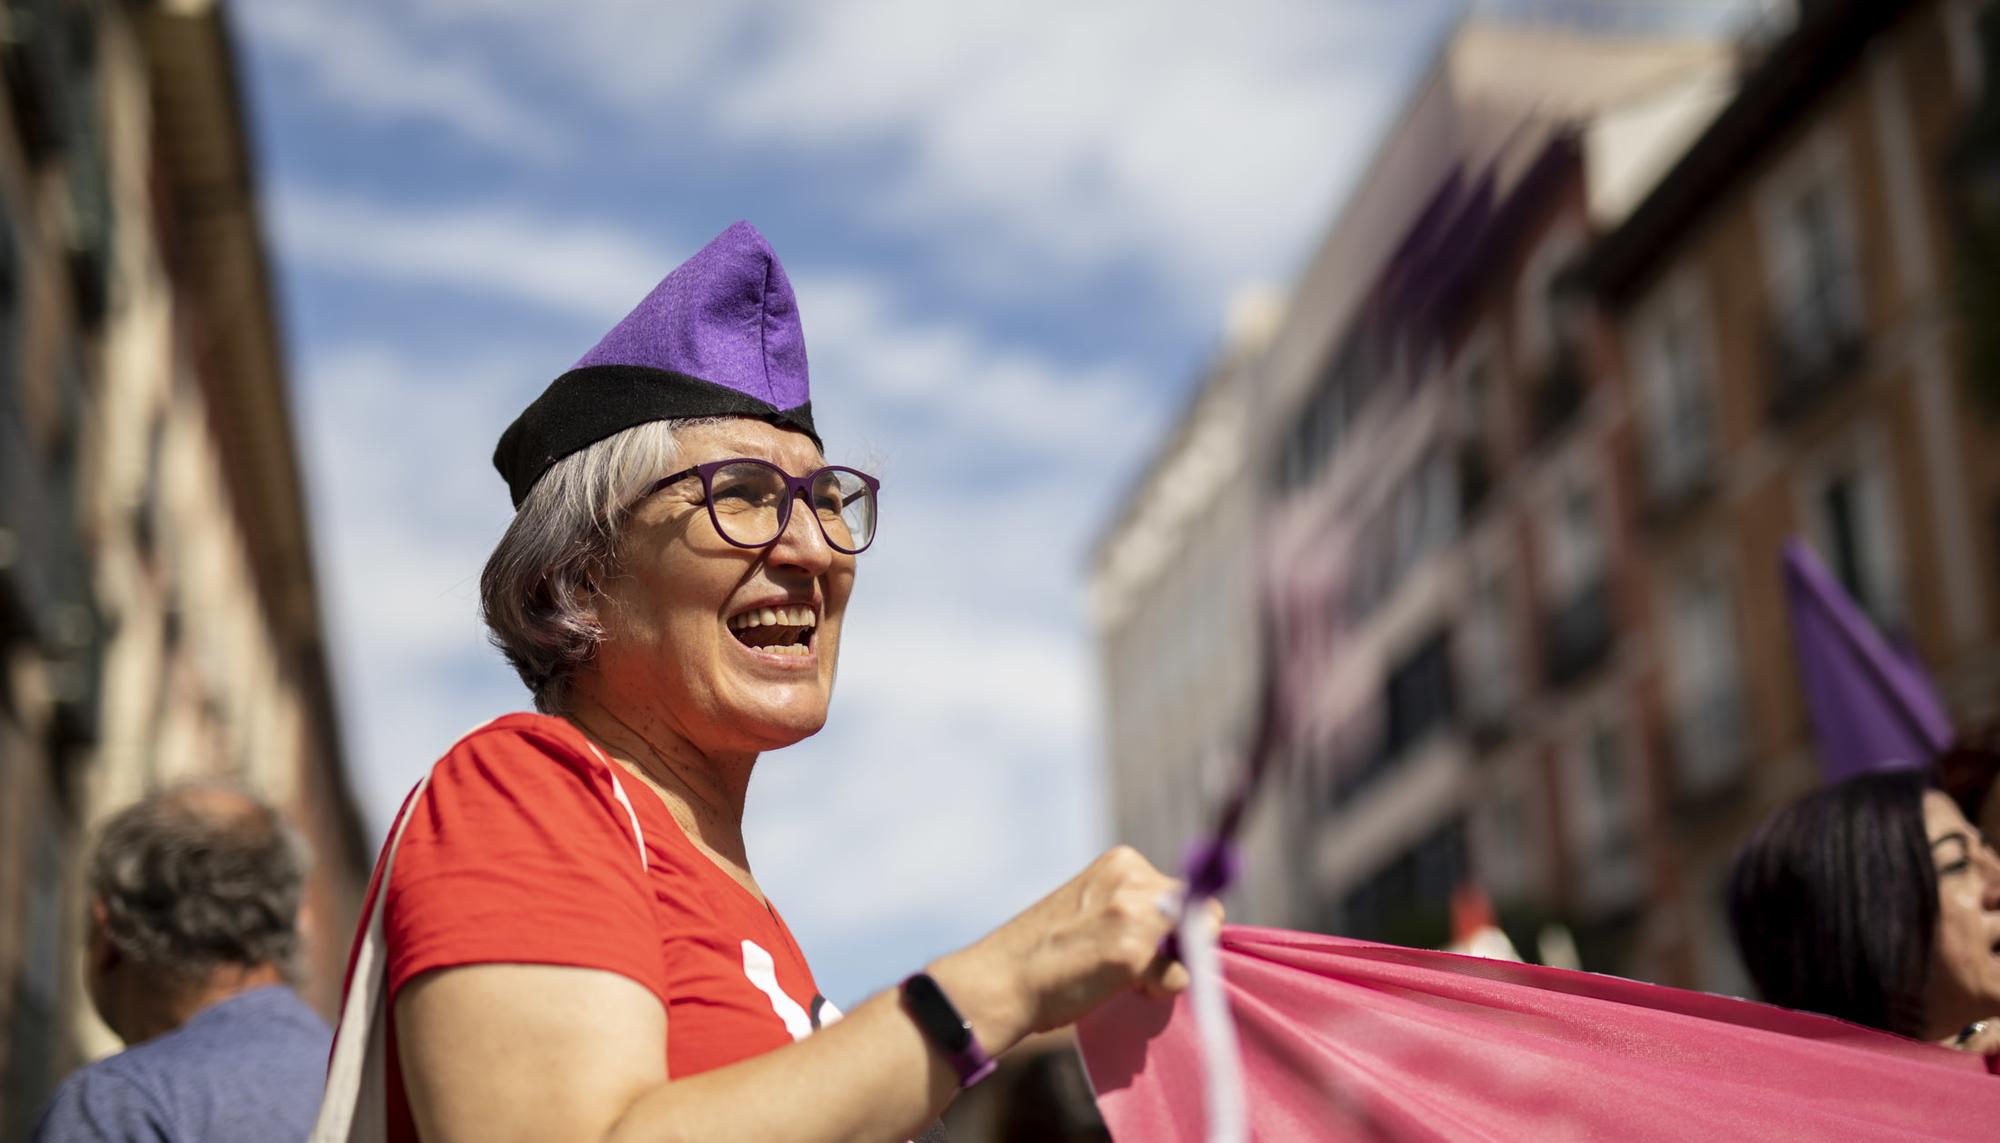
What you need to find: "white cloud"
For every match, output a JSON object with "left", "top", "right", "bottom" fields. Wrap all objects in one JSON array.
[
  {"left": 797, "top": 272, "right": 1157, "bottom": 458},
  {"left": 746, "top": 608, "right": 1101, "bottom": 933},
  {"left": 270, "top": 186, "right": 673, "bottom": 324},
  {"left": 247, "top": 0, "right": 1448, "bottom": 311},
  {"left": 291, "top": 342, "right": 539, "bottom": 820},
  {"left": 697, "top": 0, "right": 1426, "bottom": 297},
  {"left": 237, "top": 2, "right": 571, "bottom": 162}
]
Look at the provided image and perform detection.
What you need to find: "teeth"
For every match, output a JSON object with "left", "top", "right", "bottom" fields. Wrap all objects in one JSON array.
[{"left": 727, "top": 605, "right": 818, "bottom": 630}]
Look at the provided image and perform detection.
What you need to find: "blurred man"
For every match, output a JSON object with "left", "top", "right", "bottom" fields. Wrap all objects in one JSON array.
[{"left": 32, "top": 785, "right": 332, "bottom": 1142}]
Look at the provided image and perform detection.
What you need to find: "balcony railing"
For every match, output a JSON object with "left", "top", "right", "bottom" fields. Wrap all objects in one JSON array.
[
  {"left": 1542, "top": 577, "right": 1614, "bottom": 688},
  {"left": 1764, "top": 276, "right": 1866, "bottom": 424}
]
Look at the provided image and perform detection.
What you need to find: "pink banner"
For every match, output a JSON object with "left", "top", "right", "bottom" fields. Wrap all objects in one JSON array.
[{"left": 1079, "top": 926, "right": 1998, "bottom": 1141}]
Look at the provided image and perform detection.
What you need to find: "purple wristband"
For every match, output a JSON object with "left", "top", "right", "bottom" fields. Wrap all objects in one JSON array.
[{"left": 900, "top": 973, "right": 997, "bottom": 1088}]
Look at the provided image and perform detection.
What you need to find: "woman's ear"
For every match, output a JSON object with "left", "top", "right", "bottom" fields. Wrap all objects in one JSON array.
[{"left": 575, "top": 558, "right": 605, "bottom": 599}]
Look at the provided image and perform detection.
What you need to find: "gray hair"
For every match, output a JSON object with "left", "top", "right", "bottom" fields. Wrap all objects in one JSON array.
[
  {"left": 90, "top": 784, "right": 312, "bottom": 985},
  {"left": 480, "top": 417, "right": 721, "bottom": 714}
]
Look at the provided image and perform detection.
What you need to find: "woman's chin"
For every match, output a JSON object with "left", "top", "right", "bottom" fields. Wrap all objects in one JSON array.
[{"left": 721, "top": 699, "right": 829, "bottom": 751}]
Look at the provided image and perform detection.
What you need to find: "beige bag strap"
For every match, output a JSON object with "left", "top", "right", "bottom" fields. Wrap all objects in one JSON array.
[
  {"left": 308, "top": 770, "right": 431, "bottom": 1143},
  {"left": 309, "top": 741, "right": 647, "bottom": 1142}
]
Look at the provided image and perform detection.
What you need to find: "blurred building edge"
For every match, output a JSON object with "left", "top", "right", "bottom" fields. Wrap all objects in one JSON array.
[
  {"left": 1087, "top": 284, "right": 1287, "bottom": 927},
  {"left": 0, "top": 0, "right": 368, "bottom": 1134},
  {"left": 941, "top": 1029, "right": 1109, "bottom": 1143},
  {"left": 1092, "top": 0, "right": 2000, "bottom": 995}
]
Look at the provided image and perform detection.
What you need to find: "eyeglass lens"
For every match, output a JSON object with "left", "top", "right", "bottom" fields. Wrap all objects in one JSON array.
[{"left": 707, "top": 461, "right": 877, "bottom": 552}]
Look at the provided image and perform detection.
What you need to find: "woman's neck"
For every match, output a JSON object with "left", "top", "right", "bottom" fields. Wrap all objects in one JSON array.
[{"left": 563, "top": 694, "right": 756, "bottom": 876}]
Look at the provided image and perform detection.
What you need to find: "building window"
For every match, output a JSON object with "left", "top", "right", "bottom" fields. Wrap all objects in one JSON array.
[
  {"left": 1761, "top": 134, "right": 1866, "bottom": 417},
  {"left": 1457, "top": 349, "right": 1493, "bottom": 446},
  {"left": 1520, "top": 225, "right": 1589, "bottom": 441},
  {"left": 1456, "top": 349, "right": 1499, "bottom": 514},
  {"left": 1590, "top": 727, "right": 1626, "bottom": 814},
  {"left": 1385, "top": 447, "right": 1459, "bottom": 577},
  {"left": 1541, "top": 473, "right": 1616, "bottom": 686},
  {"left": 1341, "top": 446, "right": 1463, "bottom": 630},
  {"left": 1275, "top": 333, "right": 1373, "bottom": 494},
  {"left": 1637, "top": 280, "right": 1717, "bottom": 500},
  {"left": 1569, "top": 718, "right": 1643, "bottom": 914},
  {"left": 1461, "top": 566, "right": 1516, "bottom": 732},
  {"left": 1804, "top": 442, "right": 1906, "bottom": 633},
  {"left": 1384, "top": 629, "right": 1455, "bottom": 760},
  {"left": 1772, "top": 179, "right": 1862, "bottom": 338},
  {"left": 1480, "top": 774, "right": 1532, "bottom": 901},
  {"left": 1545, "top": 476, "right": 1606, "bottom": 597},
  {"left": 1336, "top": 816, "right": 1466, "bottom": 947},
  {"left": 1518, "top": 226, "right": 1586, "bottom": 369},
  {"left": 1668, "top": 565, "right": 1748, "bottom": 798}
]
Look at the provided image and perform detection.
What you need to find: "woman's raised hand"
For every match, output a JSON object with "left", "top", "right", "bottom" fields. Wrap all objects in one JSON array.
[{"left": 929, "top": 845, "right": 1223, "bottom": 1051}]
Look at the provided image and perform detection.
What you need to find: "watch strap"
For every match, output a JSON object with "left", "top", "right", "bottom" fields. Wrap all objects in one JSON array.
[{"left": 900, "top": 972, "right": 997, "bottom": 1088}]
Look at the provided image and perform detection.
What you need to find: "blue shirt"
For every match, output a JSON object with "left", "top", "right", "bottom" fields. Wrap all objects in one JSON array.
[{"left": 32, "top": 985, "right": 332, "bottom": 1143}]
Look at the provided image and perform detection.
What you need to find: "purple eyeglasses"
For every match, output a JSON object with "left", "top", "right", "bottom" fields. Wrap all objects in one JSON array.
[{"left": 642, "top": 458, "right": 881, "bottom": 554}]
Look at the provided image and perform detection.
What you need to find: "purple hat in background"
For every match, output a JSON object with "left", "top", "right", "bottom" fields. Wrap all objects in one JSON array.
[
  {"left": 1781, "top": 537, "right": 1954, "bottom": 783},
  {"left": 494, "top": 220, "right": 821, "bottom": 507}
]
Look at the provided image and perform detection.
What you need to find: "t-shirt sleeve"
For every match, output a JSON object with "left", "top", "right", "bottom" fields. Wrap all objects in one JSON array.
[
  {"left": 384, "top": 725, "right": 670, "bottom": 1012},
  {"left": 30, "top": 1065, "right": 168, "bottom": 1143}
]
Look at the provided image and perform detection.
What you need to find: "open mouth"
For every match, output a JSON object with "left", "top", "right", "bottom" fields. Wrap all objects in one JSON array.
[{"left": 727, "top": 604, "right": 817, "bottom": 657}]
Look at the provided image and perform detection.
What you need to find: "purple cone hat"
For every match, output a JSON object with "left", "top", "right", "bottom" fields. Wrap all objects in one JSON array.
[
  {"left": 1782, "top": 537, "right": 1953, "bottom": 782},
  {"left": 494, "top": 220, "right": 821, "bottom": 507}
]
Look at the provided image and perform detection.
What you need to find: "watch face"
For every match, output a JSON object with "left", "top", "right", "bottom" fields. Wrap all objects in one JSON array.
[{"left": 905, "top": 974, "right": 973, "bottom": 1054}]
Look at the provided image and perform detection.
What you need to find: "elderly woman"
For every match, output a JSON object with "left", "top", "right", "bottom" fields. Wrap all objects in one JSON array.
[
  {"left": 350, "top": 222, "right": 1200, "bottom": 1143},
  {"left": 1727, "top": 769, "right": 2000, "bottom": 1053}
]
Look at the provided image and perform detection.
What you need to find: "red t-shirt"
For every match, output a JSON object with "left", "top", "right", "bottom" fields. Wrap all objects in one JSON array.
[{"left": 346, "top": 713, "right": 840, "bottom": 1141}]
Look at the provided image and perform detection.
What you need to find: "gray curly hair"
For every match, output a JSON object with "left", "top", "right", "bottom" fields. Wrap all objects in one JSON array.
[
  {"left": 89, "top": 784, "right": 312, "bottom": 985},
  {"left": 479, "top": 417, "right": 723, "bottom": 714}
]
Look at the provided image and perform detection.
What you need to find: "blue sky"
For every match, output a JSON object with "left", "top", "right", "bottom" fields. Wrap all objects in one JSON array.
[{"left": 230, "top": 0, "right": 1599, "bottom": 1007}]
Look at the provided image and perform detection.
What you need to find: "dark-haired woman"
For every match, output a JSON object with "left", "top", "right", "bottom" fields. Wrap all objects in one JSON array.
[{"left": 1728, "top": 769, "right": 2000, "bottom": 1054}]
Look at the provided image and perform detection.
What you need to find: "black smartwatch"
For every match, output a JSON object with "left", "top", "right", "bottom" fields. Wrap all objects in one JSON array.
[{"left": 900, "top": 972, "right": 997, "bottom": 1087}]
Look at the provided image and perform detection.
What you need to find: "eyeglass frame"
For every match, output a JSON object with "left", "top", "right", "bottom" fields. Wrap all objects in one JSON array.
[{"left": 639, "top": 457, "right": 882, "bottom": 555}]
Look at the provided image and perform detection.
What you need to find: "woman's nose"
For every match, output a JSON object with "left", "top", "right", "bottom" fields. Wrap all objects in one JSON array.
[
  {"left": 1977, "top": 844, "right": 2000, "bottom": 909},
  {"left": 768, "top": 493, "right": 834, "bottom": 571}
]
